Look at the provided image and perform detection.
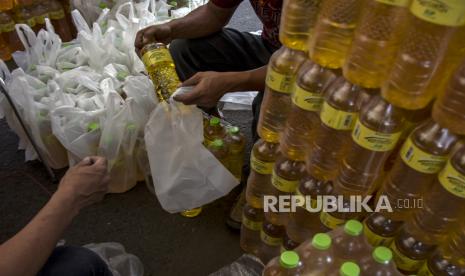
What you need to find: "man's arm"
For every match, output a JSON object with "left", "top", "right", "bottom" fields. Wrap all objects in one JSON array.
[{"left": 0, "top": 157, "right": 109, "bottom": 276}]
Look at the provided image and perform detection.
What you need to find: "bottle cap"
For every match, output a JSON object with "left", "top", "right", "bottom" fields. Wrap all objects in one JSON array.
[
  {"left": 210, "top": 117, "right": 221, "bottom": 126},
  {"left": 373, "top": 246, "right": 393, "bottom": 264},
  {"left": 211, "top": 139, "right": 224, "bottom": 149},
  {"left": 344, "top": 220, "right": 363, "bottom": 236},
  {"left": 87, "top": 122, "right": 100, "bottom": 132},
  {"left": 229, "top": 126, "right": 240, "bottom": 134},
  {"left": 340, "top": 262, "right": 360, "bottom": 276},
  {"left": 312, "top": 233, "right": 331, "bottom": 250},
  {"left": 279, "top": 251, "right": 299, "bottom": 269}
]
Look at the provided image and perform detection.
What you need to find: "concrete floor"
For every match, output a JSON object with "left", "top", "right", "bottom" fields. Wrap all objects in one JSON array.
[{"left": 0, "top": 3, "right": 262, "bottom": 276}]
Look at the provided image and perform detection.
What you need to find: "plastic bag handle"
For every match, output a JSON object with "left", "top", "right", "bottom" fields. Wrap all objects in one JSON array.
[
  {"left": 0, "top": 60, "right": 11, "bottom": 81},
  {"left": 115, "top": 2, "right": 134, "bottom": 29},
  {"left": 15, "top": 24, "right": 37, "bottom": 50},
  {"left": 71, "top": 9, "right": 92, "bottom": 35}
]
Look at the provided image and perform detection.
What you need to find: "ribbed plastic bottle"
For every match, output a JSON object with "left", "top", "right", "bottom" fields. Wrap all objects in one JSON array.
[
  {"left": 286, "top": 173, "right": 332, "bottom": 243},
  {"left": 361, "top": 246, "right": 403, "bottom": 276},
  {"left": 309, "top": 0, "right": 365, "bottom": 69},
  {"left": 280, "top": 60, "right": 338, "bottom": 161},
  {"left": 343, "top": 0, "right": 410, "bottom": 89},
  {"left": 328, "top": 262, "right": 361, "bottom": 276},
  {"left": 0, "top": 11, "right": 22, "bottom": 52},
  {"left": 224, "top": 126, "right": 245, "bottom": 181},
  {"left": 265, "top": 155, "right": 306, "bottom": 226},
  {"left": 364, "top": 119, "right": 458, "bottom": 247},
  {"left": 257, "top": 46, "right": 306, "bottom": 143},
  {"left": 32, "top": 0, "right": 49, "bottom": 32},
  {"left": 47, "top": 0, "right": 72, "bottom": 42},
  {"left": 433, "top": 57, "right": 465, "bottom": 136},
  {"left": 258, "top": 220, "right": 286, "bottom": 264},
  {"left": 279, "top": 0, "right": 322, "bottom": 52},
  {"left": 203, "top": 117, "right": 226, "bottom": 146},
  {"left": 306, "top": 76, "right": 368, "bottom": 181},
  {"left": 240, "top": 203, "right": 264, "bottom": 255},
  {"left": 296, "top": 233, "right": 334, "bottom": 275},
  {"left": 381, "top": 0, "right": 465, "bottom": 110},
  {"left": 263, "top": 250, "right": 303, "bottom": 276},
  {"left": 418, "top": 222, "right": 465, "bottom": 276},
  {"left": 0, "top": 33, "right": 11, "bottom": 61},
  {"left": 320, "top": 95, "right": 405, "bottom": 230},
  {"left": 0, "top": 0, "right": 14, "bottom": 11},
  {"left": 14, "top": 0, "right": 37, "bottom": 31},
  {"left": 390, "top": 147, "right": 465, "bottom": 274},
  {"left": 281, "top": 234, "right": 300, "bottom": 253},
  {"left": 246, "top": 139, "right": 280, "bottom": 209},
  {"left": 330, "top": 220, "right": 372, "bottom": 264}
]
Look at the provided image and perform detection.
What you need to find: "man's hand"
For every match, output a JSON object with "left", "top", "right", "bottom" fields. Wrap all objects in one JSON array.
[
  {"left": 57, "top": 156, "right": 110, "bottom": 211},
  {"left": 135, "top": 24, "right": 172, "bottom": 55},
  {"left": 174, "top": 71, "right": 236, "bottom": 108}
]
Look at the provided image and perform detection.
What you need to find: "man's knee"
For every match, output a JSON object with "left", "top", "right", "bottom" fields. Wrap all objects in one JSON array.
[{"left": 38, "top": 246, "right": 112, "bottom": 276}]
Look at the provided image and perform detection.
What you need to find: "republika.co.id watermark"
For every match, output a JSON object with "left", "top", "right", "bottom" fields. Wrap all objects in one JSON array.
[{"left": 263, "top": 195, "right": 424, "bottom": 213}]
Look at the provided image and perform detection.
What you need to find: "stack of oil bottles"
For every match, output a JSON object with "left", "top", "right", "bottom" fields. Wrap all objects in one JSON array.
[
  {"left": 0, "top": 0, "right": 77, "bottom": 61},
  {"left": 240, "top": 0, "right": 465, "bottom": 275}
]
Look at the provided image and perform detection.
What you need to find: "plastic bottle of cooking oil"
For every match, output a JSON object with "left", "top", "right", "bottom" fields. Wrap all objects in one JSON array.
[
  {"left": 47, "top": 0, "right": 72, "bottom": 41},
  {"left": 309, "top": 0, "right": 365, "bottom": 69},
  {"left": 0, "top": 33, "right": 11, "bottom": 61},
  {"left": 296, "top": 233, "right": 334, "bottom": 274},
  {"left": 240, "top": 203, "right": 264, "bottom": 255},
  {"left": 433, "top": 57, "right": 465, "bottom": 136},
  {"left": 418, "top": 222, "right": 465, "bottom": 276},
  {"left": 264, "top": 156, "right": 306, "bottom": 226},
  {"left": 382, "top": 0, "right": 465, "bottom": 110},
  {"left": 246, "top": 139, "right": 280, "bottom": 209},
  {"left": 330, "top": 220, "right": 372, "bottom": 264},
  {"left": 364, "top": 118, "right": 458, "bottom": 247},
  {"left": 0, "top": 11, "right": 23, "bottom": 52},
  {"left": 327, "top": 262, "right": 361, "bottom": 276},
  {"left": 263, "top": 250, "right": 303, "bottom": 276},
  {"left": 32, "top": 0, "right": 49, "bottom": 32},
  {"left": 343, "top": 0, "right": 410, "bottom": 89},
  {"left": 257, "top": 220, "right": 286, "bottom": 264},
  {"left": 203, "top": 117, "right": 226, "bottom": 146},
  {"left": 257, "top": 46, "right": 306, "bottom": 143},
  {"left": 140, "top": 42, "right": 180, "bottom": 102},
  {"left": 360, "top": 246, "right": 403, "bottom": 276},
  {"left": 390, "top": 147, "right": 465, "bottom": 274},
  {"left": 280, "top": 60, "right": 338, "bottom": 161},
  {"left": 286, "top": 173, "right": 332, "bottom": 243},
  {"left": 14, "top": 0, "right": 37, "bottom": 31},
  {"left": 0, "top": 0, "right": 14, "bottom": 11},
  {"left": 224, "top": 126, "right": 245, "bottom": 181},
  {"left": 279, "top": 0, "right": 322, "bottom": 52},
  {"left": 281, "top": 234, "right": 300, "bottom": 252},
  {"left": 306, "top": 76, "right": 369, "bottom": 181},
  {"left": 320, "top": 95, "right": 405, "bottom": 230},
  {"left": 59, "top": 0, "right": 76, "bottom": 38}
]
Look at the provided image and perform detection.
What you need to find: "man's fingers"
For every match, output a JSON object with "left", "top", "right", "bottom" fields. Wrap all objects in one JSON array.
[
  {"left": 89, "top": 156, "right": 108, "bottom": 170},
  {"left": 174, "top": 88, "right": 201, "bottom": 105},
  {"left": 181, "top": 73, "right": 202, "bottom": 87}
]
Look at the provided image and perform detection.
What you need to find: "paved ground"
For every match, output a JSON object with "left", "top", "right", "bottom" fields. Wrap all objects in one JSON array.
[{"left": 0, "top": 3, "right": 262, "bottom": 276}]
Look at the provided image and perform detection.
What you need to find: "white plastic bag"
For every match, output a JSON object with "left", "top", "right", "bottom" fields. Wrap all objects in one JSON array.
[
  {"left": 56, "top": 44, "right": 89, "bottom": 72},
  {"left": 145, "top": 101, "right": 238, "bottom": 213}
]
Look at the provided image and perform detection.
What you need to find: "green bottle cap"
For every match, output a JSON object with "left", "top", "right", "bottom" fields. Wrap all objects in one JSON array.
[
  {"left": 373, "top": 246, "right": 393, "bottom": 264},
  {"left": 279, "top": 251, "right": 299, "bottom": 269},
  {"left": 87, "top": 122, "right": 100, "bottom": 132},
  {"left": 340, "top": 262, "right": 360, "bottom": 276},
  {"left": 312, "top": 233, "right": 331, "bottom": 250},
  {"left": 211, "top": 139, "right": 224, "bottom": 149},
  {"left": 210, "top": 117, "right": 221, "bottom": 126},
  {"left": 229, "top": 126, "right": 240, "bottom": 134},
  {"left": 344, "top": 220, "right": 363, "bottom": 236}
]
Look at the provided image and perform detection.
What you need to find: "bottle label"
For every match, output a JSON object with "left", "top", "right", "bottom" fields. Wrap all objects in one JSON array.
[
  {"left": 320, "top": 101, "right": 358, "bottom": 130},
  {"left": 0, "top": 21, "right": 15, "bottom": 33},
  {"left": 265, "top": 67, "right": 293, "bottom": 94},
  {"left": 272, "top": 170, "right": 299, "bottom": 193},
  {"left": 390, "top": 241, "right": 425, "bottom": 272},
  {"left": 50, "top": 10, "right": 66, "bottom": 20},
  {"left": 142, "top": 48, "right": 173, "bottom": 66},
  {"left": 35, "top": 14, "right": 48, "bottom": 25},
  {"left": 352, "top": 120, "right": 402, "bottom": 152},
  {"left": 410, "top": 0, "right": 465, "bottom": 26},
  {"left": 17, "top": 17, "right": 36, "bottom": 27},
  {"left": 376, "top": 0, "right": 410, "bottom": 6},
  {"left": 291, "top": 85, "right": 323, "bottom": 112},
  {"left": 242, "top": 216, "right": 262, "bottom": 231},
  {"left": 400, "top": 137, "right": 448, "bottom": 174},
  {"left": 320, "top": 212, "right": 346, "bottom": 229},
  {"left": 418, "top": 262, "right": 434, "bottom": 276},
  {"left": 250, "top": 153, "right": 274, "bottom": 175},
  {"left": 295, "top": 188, "right": 318, "bottom": 210},
  {"left": 438, "top": 160, "right": 465, "bottom": 198},
  {"left": 363, "top": 220, "right": 394, "bottom": 247},
  {"left": 260, "top": 230, "right": 283, "bottom": 246}
]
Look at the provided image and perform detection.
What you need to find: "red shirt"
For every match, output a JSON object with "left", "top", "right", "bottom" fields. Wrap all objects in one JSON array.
[{"left": 211, "top": 0, "right": 282, "bottom": 49}]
